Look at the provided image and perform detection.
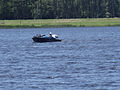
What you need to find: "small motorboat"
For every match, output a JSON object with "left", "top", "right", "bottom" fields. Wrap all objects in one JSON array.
[{"left": 32, "top": 33, "right": 62, "bottom": 43}]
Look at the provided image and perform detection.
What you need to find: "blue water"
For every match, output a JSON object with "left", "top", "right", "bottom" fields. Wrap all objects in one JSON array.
[{"left": 0, "top": 27, "right": 120, "bottom": 90}]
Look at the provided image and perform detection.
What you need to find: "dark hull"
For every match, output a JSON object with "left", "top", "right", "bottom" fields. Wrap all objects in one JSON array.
[{"left": 32, "top": 37, "right": 62, "bottom": 43}]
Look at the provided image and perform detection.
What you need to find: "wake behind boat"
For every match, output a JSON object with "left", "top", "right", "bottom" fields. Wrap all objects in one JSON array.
[{"left": 32, "top": 32, "right": 62, "bottom": 43}]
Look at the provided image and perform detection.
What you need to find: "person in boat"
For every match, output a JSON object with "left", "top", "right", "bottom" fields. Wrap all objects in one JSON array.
[
  {"left": 49, "top": 32, "right": 53, "bottom": 37},
  {"left": 49, "top": 32, "right": 58, "bottom": 38},
  {"left": 37, "top": 34, "right": 41, "bottom": 37}
]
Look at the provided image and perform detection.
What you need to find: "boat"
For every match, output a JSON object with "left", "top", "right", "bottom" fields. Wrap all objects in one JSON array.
[{"left": 32, "top": 33, "right": 62, "bottom": 43}]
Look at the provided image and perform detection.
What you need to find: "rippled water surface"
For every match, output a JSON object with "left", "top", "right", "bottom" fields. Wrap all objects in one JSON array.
[{"left": 0, "top": 27, "right": 120, "bottom": 90}]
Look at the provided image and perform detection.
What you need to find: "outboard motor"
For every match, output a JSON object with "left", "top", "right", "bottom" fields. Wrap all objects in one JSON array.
[{"left": 52, "top": 34, "right": 58, "bottom": 38}]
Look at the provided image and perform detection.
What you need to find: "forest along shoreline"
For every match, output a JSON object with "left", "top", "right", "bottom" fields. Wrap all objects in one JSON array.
[{"left": 0, "top": 18, "right": 120, "bottom": 29}]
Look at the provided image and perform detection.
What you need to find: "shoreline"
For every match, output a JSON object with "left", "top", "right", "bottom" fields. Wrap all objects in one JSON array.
[{"left": 0, "top": 18, "right": 120, "bottom": 29}]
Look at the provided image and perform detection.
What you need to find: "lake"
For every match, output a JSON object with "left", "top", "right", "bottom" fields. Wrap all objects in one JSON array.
[{"left": 0, "top": 27, "right": 120, "bottom": 90}]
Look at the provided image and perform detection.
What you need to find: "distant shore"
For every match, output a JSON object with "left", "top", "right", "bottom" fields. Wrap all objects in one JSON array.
[{"left": 0, "top": 18, "right": 120, "bottom": 29}]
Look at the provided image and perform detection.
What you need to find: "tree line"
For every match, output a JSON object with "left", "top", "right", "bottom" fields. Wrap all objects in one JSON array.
[{"left": 0, "top": 0, "right": 120, "bottom": 20}]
